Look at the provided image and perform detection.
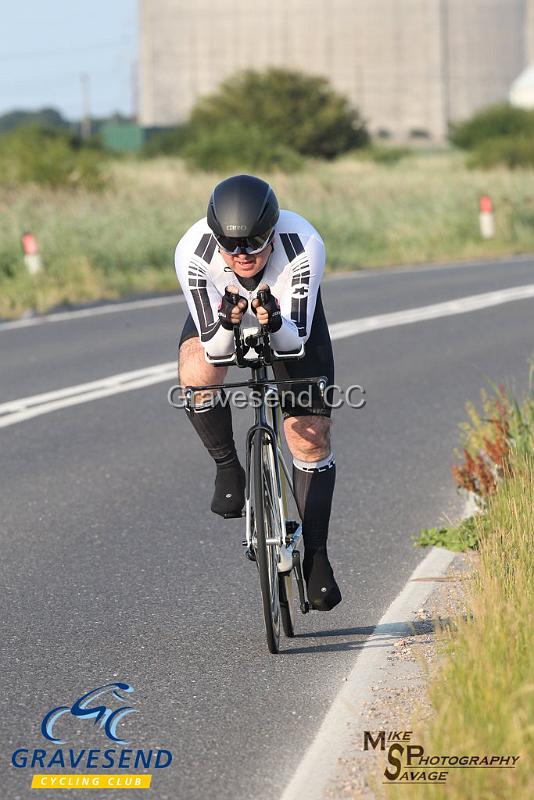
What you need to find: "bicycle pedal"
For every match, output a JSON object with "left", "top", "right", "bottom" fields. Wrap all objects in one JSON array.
[{"left": 245, "top": 547, "right": 256, "bottom": 562}]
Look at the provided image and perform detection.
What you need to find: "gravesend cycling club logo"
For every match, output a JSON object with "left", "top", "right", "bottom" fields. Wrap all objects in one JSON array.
[
  {"left": 11, "top": 682, "right": 173, "bottom": 790},
  {"left": 41, "top": 682, "right": 137, "bottom": 745}
]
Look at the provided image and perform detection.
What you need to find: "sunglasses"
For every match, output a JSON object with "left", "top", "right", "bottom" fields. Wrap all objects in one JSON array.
[{"left": 215, "top": 228, "right": 274, "bottom": 256}]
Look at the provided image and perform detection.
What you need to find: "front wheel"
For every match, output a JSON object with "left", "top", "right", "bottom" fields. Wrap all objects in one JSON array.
[{"left": 253, "top": 429, "right": 281, "bottom": 654}]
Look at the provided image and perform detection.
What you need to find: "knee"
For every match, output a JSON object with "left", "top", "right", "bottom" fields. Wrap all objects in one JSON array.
[
  {"left": 178, "top": 337, "right": 203, "bottom": 385},
  {"left": 178, "top": 337, "right": 227, "bottom": 405},
  {"left": 284, "top": 416, "right": 331, "bottom": 462}
]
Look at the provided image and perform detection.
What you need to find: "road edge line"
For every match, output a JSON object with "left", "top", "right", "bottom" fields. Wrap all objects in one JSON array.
[
  {"left": 279, "top": 545, "right": 457, "bottom": 800},
  {"left": 0, "top": 294, "right": 185, "bottom": 331}
]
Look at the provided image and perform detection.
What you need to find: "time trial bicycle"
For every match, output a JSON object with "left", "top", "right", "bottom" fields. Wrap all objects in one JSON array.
[{"left": 183, "top": 288, "right": 327, "bottom": 654}]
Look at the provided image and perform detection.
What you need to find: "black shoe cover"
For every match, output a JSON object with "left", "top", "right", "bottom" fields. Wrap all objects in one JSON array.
[
  {"left": 211, "top": 463, "right": 245, "bottom": 518},
  {"left": 303, "top": 548, "right": 342, "bottom": 611}
]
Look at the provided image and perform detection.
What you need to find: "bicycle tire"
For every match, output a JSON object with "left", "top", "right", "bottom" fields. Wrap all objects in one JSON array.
[
  {"left": 279, "top": 572, "right": 296, "bottom": 638},
  {"left": 253, "top": 428, "right": 281, "bottom": 654},
  {"left": 266, "top": 402, "right": 296, "bottom": 639}
]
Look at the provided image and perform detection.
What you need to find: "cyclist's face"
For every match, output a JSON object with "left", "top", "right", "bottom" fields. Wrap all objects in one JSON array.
[{"left": 219, "top": 244, "right": 273, "bottom": 278}]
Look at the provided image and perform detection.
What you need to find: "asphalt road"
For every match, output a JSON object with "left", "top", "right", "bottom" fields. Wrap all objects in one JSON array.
[{"left": 1, "top": 256, "right": 533, "bottom": 799}]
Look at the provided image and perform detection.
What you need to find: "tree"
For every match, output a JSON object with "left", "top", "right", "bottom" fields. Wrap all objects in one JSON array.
[
  {"left": 449, "top": 103, "right": 534, "bottom": 150},
  {"left": 0, "top": 107, "right": 69, "bottom": 135},
  {"left": 189, "top": 68, "right": 368, "bottom": 160},
  {"left": 0, "top": 126, "right": 107, "bottom": 190}
]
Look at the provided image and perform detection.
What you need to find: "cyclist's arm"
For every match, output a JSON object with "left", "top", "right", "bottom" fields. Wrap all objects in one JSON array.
[
  {"left": 174, "top": 239, "right": 235, "bottom": 358},
  {"left": 269, "top": 230, "right": 325, "bottom": 351}
]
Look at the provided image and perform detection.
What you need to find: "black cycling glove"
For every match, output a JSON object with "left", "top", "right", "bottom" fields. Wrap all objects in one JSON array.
[
  {"left": 254, "top": 287, "right": 282, "bottom": 333},
  {"left": 218, "top": 288, "right": 248, "bottom": 330}
]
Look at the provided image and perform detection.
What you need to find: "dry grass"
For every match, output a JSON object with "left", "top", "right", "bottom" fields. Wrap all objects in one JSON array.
[
  {"left": 401, "top": 454, "right": 534, "bottom": 799},
  {"left": 2, "top": 152, "right": 534, "bottom": 318}
]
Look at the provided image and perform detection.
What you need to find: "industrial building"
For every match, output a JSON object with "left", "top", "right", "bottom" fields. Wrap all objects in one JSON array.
[{"left": 139, "top": 0, "right": 534, "bottom": 140}]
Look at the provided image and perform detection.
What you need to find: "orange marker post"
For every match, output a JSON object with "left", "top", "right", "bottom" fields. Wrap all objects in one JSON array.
[
  {"left": 21, "top": 231, "right": 43, "bottom": 274},
  {"left": 479, "top": 195, "right": 495, "bottom": 239}
]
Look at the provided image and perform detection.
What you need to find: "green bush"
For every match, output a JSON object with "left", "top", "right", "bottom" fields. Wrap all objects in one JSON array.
[
  {"left": 143, "top": 124, "right": 192, "bottom": 157},
  {"left": 450, "top": 103, "right": 534, "bottom": 150},
  {"left": 0, "top": 107, "right": 70, "bottom": 134},
  {"left": 356, "top": 145, "right": 411, "bottom": 165},
  {"left": 468, "top": 135, "right": 534, "bottom": 169},
  {"left": 189, "top": 68, "right": 369, "bottom": 160},
  {"left": 182, "top": 120, "right": 303, "bottom": 172},
  {"left": 414, "top": 516, "right": 480, "bottom": 552},
  {"left": 0, "top": 126, "right": 107, "bottom": 190}
]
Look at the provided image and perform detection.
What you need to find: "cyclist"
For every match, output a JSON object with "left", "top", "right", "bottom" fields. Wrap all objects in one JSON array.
[{"left": 175, "top": 174, "right": 341, "bottom": 612}]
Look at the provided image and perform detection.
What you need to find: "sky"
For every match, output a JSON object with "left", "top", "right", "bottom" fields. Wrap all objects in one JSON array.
[{"left": 0, "top": 1, "right": 137, "bottom": 120}]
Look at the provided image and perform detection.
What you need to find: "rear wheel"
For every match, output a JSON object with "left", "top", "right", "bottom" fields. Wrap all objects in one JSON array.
[
  {"left": 253, "top": 429, "right": 281, "bottom": 654},
  {"left": 279, "top": 572, "right": 296, "bottom": 637}
]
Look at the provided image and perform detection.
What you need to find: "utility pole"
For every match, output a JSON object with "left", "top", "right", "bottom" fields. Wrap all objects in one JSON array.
[
  {"left": 80, "top": 73, "right": 91, "bottom": 139},
  {"left": 131, "top": 60, "right": 138, "bottom": 122}
]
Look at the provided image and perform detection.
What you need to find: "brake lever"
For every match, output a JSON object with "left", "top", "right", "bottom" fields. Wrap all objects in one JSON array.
[
  {"left": 256, "top": 287, "right": 271, "bottom": 306},
  {"left": 225, "top": 288, "right": 241, "bottom": 307}
]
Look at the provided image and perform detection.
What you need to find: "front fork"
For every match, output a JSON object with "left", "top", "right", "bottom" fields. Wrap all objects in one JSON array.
[{"left": 243, "top": 428, "right": 309, "bottom": 613}]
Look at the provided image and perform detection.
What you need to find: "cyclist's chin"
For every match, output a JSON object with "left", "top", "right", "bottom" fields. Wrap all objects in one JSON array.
[{"left": 232, "top": 260, "right": 260, "bottom": 276}]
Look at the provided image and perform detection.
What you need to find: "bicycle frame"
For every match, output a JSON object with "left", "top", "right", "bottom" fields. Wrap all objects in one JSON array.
[
  {"left": 184, "top": 371, "right": 326, "bottom": 569},
  {"left": 182, "top": 326, "right": 328, "bottom": 642},
  {"left": 243, "top": 364, "right": 294, "bottom": 561}
]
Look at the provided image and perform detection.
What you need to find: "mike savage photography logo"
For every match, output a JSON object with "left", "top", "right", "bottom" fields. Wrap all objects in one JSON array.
[
  {"left": 364, "top": 730, "right": 520, "bottom": 785},
  {"left": 11, "top": 682, "right": 173, "bottom": 790}
]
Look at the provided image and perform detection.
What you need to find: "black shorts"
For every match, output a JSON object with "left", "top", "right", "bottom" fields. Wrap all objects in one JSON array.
[{"left": 178, "top": 289, "right": 335, "bottom": 419}]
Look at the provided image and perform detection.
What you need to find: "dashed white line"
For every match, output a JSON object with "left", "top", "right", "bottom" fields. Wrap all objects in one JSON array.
[
  {"left": 0, "top": 364, "right": 176, "bottom": 428},
  {"left": 2, "top": 255, "right": 532, "bottom": 332},
  {"left": 0, "top": 294, "right": 185, "bottom": 331},
  {"left": 328, "top": 283, "right": 534, "bottom": 338},
  {"left": 1, "top": 283, "right": 533, "bottom": 429},
  {"left": 0, "top": 364, "right": 176, "bottom": 415}
]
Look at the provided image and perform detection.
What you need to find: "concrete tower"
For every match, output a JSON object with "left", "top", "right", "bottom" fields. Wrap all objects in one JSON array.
[
  {"left": 527, "top": 0, "right": 534, "bottom": 62},
  {"left": 139, "top": 0, "right": 531, "bottom": 140}
]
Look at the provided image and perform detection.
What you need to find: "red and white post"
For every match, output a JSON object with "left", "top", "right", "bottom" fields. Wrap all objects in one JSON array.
[
  {"left": 21, "top": 231, "right": 43, "bottom": 275},
  {"left": 479, "top": 195, "right": 495, "bottom": 239}
]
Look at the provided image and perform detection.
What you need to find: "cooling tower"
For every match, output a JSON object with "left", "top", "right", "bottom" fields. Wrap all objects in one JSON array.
[{"left": 139, "top": 0, "right": 530, "bottom": 140}]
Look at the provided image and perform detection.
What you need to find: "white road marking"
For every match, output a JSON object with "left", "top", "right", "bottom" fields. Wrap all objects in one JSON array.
[
  {"left": 326, "top": 252, "right": 534, "bottom": 281},
  {"left": 328, "top": 283, "right": 534, "bottom": 339},
  {"left": 1, "top": 254, "right": 532, "bottom": 332},
  {"left": 0, "top": 364, "right": 176, "bottom": 414},
  {"left": 0, "top": 364, "right": 176, "bottom": 429},
  {"left": 0, "top": 294, "right": 185, "bottom": 331},
  {"left": 1, "top": 283, "right": 534, "bottom": 429},
  {"left": 279, "top": 546, "right": 457, "bottom": 800}
]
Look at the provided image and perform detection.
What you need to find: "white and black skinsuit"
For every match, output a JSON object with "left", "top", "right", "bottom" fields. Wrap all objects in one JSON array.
[{"left": 175, "top": 209, "right": 327, "bottom": 360}]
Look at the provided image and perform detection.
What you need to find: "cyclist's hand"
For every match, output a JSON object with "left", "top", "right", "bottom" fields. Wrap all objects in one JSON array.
[
  {"left": 251, "top": 284, "right": 282, "bottom": 332},
  {"left": 218, "top": 285, "right": 248, "bottom": 330}
]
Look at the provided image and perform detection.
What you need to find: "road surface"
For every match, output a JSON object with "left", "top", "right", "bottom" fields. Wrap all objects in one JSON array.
[{"left": 1, "top": 256, "right": 533, "bottom": 799}]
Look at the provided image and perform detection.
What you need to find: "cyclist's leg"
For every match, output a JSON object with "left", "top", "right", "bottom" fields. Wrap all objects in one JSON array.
[
  {"left": 272, "top": 293, "right": 341, "bottom": 610},
  {"left": 178, "top": 316, "right": 245, "bottom": 518}
]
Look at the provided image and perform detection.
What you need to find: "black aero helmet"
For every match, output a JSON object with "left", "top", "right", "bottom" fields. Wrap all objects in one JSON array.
[{"left": 207, "top": 174, "right": 279, "bottom": 254}]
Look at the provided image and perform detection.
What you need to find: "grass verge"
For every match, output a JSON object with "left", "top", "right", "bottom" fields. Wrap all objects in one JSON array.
[
  {"left": 415, "top": 376, "right": 534, "bottom": 552},
  {"left": 414, "top": 516, "right": 478, "bottom": 552},
  {"left": 400, "top": 381, "right": 534, "bottom": 798},
  {"left": 2, "top": 152, "right": 534, "bottom": 318},
  {"left": 408, "top": 455, "right": 534, "bottom": 799}
]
